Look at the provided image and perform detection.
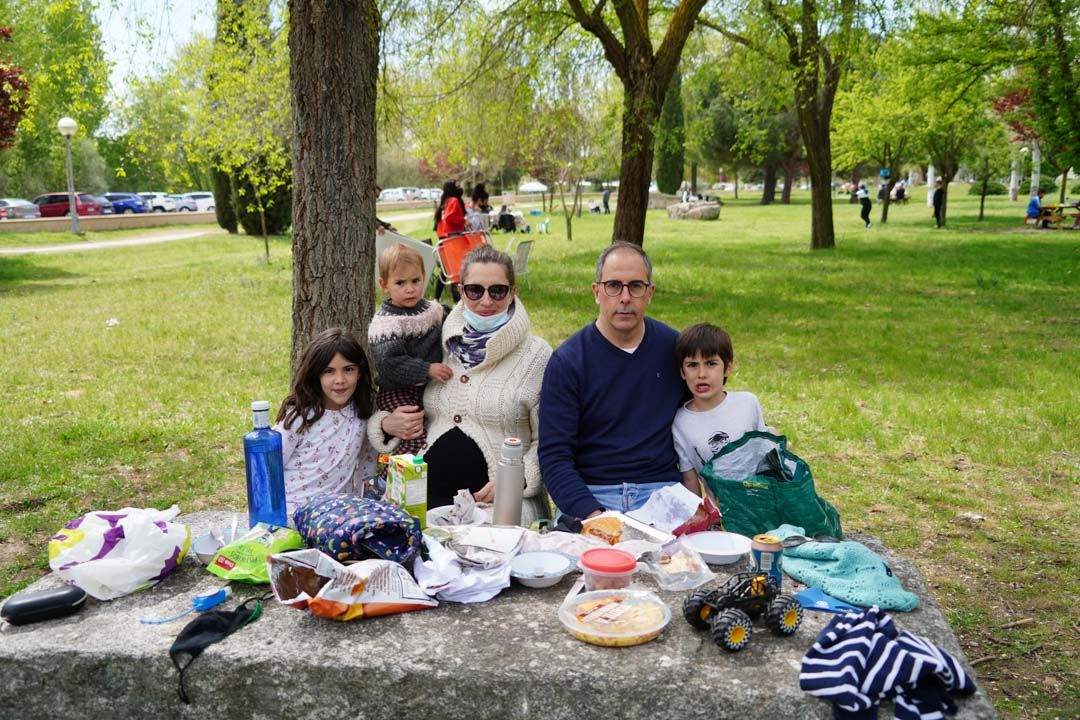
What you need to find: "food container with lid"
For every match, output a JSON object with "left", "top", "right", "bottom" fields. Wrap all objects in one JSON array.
[
  {"left": 558, "top": 589, "right": 671, "bottom": 647},
  {"left": 579, "top": 547, "right": 637, "bottom": 591}
]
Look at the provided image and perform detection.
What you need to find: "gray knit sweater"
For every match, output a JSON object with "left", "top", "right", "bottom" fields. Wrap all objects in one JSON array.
[{"left": 368, "top": 299, "right": 448, "bottom": 391}]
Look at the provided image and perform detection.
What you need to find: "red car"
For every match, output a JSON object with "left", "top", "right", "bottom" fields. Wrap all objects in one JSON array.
[{"left": 32, "top": 192, "right": 102, "bottom": 217}]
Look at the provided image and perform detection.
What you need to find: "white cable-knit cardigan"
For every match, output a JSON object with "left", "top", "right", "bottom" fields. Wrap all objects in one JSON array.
[{"left": 367, "top": 299, "right": 552, "bottom": 499}]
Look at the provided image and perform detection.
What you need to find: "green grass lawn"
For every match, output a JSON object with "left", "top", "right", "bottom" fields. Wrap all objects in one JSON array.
[{"left": 1, "top": 187, "right": 1076, "bottom": 718}]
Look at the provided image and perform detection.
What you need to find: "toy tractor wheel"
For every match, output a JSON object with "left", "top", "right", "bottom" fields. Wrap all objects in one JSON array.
[
  {"left": 766, "top": 594, "right": 803, "bottom": 636},
  {"left": 710, "top": 608, "right": 753, "bottom": 652},
  {"left": 683, "top": 589, "right": 714, "bottom": 630}
]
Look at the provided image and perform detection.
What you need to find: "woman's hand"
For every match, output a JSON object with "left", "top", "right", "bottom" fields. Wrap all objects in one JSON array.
[
  {"left": 474, "top": 481, "right": 495, "bottom": 503},
  {"left": 381, "top": 405, "right": 425, "bottom": 440}
]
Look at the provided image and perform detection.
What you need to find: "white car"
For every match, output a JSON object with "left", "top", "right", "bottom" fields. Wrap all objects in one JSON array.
[
  {"left": 183, "top": 192, "right": 215, "bottom": 212},
  {"left": 138, "top": 192, "right": 176, "bottom": 212},
  {"left": 378, "top": 188, "right": 406, "bottom": 203}
]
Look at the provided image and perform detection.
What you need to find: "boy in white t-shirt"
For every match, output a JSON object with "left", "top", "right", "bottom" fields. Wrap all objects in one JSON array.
[{"left": 672, "top": 323, "right": 773, "bottom": 494}]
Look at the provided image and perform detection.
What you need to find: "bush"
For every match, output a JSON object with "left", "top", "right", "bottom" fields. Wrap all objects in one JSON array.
[
  {"left": 969, "top": 181, "right": 1007, "bottom": 196},
  {"left": 1071, "top": 182, "right": 1080, "bottom": 195},
  {"left": 1037, "top": 176, "right": 1057, "bottom": 194}
]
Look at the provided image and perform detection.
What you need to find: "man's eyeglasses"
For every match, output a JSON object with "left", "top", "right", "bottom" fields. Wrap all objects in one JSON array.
[
  {"left": 462, "top": 284, "right": 511, "bottom": 301},
  {"left": 599, "top": 280, "right": 650, "bottom": 298}
]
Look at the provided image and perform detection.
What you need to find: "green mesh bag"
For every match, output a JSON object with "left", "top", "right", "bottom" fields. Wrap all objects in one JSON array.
[{"left": 699, "top": 432, "right": 842, "bottom": 539}]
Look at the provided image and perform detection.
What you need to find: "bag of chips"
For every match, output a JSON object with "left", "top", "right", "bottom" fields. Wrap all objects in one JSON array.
[{"left": 206, "top": 524, "right": 303, "bottom": 584}]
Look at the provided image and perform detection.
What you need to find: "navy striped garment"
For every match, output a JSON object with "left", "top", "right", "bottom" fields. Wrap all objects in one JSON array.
[{"left": 799, "top": 606, "right": 976, "bottom": 720}]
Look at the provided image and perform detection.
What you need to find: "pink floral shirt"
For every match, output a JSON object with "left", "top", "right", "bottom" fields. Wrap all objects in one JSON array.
[{"left": 276, "top": 405, "right": 377, "bottom": 515}]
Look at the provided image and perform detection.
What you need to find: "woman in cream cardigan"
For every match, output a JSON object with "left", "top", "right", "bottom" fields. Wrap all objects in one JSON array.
[{"left": 368, "top": 245, "right": 552, "bottom": 525}]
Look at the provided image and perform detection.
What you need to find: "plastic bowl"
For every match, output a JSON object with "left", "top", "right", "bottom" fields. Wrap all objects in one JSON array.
[
  {"left": 426, "top": 504, "right": 488, "bottom": 527},
  {"left": 579, "top": 547, "right": 637, "bottom": 591},
  {"left": 682, "top": 531, "right": 752, "bottom": 565},
  {"left": 510, "top": 551, "right": 575, "bottom": 588},
  {"left": 558, "top": 589, "right": 671, "bottom": 647},
  {"left": 192, "top": 527, "right": 248, "bottom": 565}
]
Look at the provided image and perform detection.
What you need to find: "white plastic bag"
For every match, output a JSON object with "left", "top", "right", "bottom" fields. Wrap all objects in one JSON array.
[{"left": 48, "top": 505, "right": 191, "bottom": 600}]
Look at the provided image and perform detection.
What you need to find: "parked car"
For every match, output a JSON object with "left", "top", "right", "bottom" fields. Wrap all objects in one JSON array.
[
  {"left": 94, "top": 195, "right": 115, "bottom": 214},
  {"left": 104, "top": 192, "right": 149, "bottom": 214},
  {"left": 378, "top": 188, "right": 407, "bottom": 203},
  {"left": 138, "top": 192, "right": 176, "bottom": 212},
  {"left": 0, "top": 198, "right": 42, "bottom": 219},
  {"left": 169, "top": 194, "right": 198, "bottom": 212},
  {"left": 31, "top": 192, "right": 103, "bottom": 217},
  {"left": 183, "top": 191, "right": 215, "bottom": 212}
]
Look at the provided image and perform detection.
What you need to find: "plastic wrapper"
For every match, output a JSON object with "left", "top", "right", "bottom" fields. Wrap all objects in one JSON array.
[
  {"left": 640, "top": 536, "right": 716, "bottom": 591},
  {"left": 267, "top": 548, "right": 437, "bottom": 621},
  {"left": 206, "top": 523, "right": 302, "bottom": 584}
]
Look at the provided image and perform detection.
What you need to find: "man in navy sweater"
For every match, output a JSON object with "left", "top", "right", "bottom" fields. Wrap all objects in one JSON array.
[{"left": 539, "top": 241, "right": 687, "bottom": 521}]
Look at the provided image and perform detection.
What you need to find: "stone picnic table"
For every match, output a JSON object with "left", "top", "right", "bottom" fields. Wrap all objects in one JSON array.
[{"left": 0, "top": 511, "right": 998, "bottom": 720}]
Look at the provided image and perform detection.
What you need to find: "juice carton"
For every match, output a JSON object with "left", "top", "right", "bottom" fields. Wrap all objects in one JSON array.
[{"left": 387, "top": 453, "right": 427, "bottom": 529}]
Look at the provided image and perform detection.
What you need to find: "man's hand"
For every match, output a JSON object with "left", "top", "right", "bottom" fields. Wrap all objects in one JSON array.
[{"left": 427, "top": 362, "right": 453, "bottom": 383}]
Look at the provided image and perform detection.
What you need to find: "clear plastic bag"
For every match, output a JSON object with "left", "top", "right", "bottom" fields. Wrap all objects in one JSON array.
[{"left": 640, "top": 536, "right": 715, "bottom": 591}]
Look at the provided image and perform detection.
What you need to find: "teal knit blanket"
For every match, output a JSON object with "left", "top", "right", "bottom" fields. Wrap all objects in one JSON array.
[{"left": 770, "top": 524, "right": 919, "bottom": 611}]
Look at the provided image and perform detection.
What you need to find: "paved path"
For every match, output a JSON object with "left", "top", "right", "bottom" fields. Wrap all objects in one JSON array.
[{"left": 0, "top": 228, "right": 226, "bottom": 256}]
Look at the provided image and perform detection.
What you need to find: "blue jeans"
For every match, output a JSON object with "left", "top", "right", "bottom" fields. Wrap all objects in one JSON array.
[{"left": 555, "top": 481, "right": 677, "bottom": 524}]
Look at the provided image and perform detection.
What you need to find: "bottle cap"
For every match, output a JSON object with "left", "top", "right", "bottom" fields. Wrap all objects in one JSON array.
[
  {"left": 251, "top": 400, "right": 271, "bottom": 412},
  {"left": 413, "top": 456, "right": 425, "bottom": 465},
  {"left": 501, "top": 437, "right": 523, "bottom": 459}
]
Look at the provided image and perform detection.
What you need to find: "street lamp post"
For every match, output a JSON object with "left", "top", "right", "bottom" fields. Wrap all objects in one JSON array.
[{"left": 57, "top": 116, "right": 79, "bottom": 234}]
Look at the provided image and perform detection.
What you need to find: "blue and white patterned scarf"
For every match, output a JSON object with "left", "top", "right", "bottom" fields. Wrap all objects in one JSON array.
[{"left": 449, "top": 327, "right": 494, "bottom": 369}]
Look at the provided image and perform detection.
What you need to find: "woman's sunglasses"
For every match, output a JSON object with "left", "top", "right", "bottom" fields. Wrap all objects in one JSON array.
[{"left": 461, "top": 284, "right": 511, "bottom": 301}]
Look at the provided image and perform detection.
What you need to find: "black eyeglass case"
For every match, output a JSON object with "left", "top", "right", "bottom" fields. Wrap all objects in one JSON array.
[{"left": 2, "top": 585, "right": 88, "bottom": 626}]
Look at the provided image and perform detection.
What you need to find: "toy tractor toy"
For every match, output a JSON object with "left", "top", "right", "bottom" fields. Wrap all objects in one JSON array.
[{"left": 683, "top": 572, "right": 803, "bottom": 652}]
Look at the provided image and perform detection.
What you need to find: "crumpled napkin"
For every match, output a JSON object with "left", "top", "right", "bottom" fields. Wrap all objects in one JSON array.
[{"left": 413, "top": 537, "right": 512, "bottom": 603}]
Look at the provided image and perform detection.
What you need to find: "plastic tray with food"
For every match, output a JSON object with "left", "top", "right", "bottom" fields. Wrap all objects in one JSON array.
[
  {"left": 558, "top": 589, "right": 671, "bottom": 647},
  {"left": 640, "top": 536, "right": 716, "bottom": 591}
]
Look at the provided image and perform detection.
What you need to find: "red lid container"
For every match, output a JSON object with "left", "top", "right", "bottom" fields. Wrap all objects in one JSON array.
[{"left": 580, "top": 548, "right": 636, "bottom": 573}]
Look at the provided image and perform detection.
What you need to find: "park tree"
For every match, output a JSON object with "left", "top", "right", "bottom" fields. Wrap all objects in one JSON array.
[
  {"left": 288, "top": 0, "right": 380, "bottom": 368},
  {"left": 968, "top": 121, "right": 1013, "bottom": 220},
  {"left": 831, "top": 45, "right": 920, "bottom": 224},
  {"left": 195, "top": 0, "right": 292, "bottom": 254},
  {"left": 0, "top": 0, "right": 108, "bottom": 196},
  {"left": 701, "top": 0, "right": 858, "bottom": 249},
  {"left": 0, "top": 27, "right": 29, "bottom": 150},
  {"left": 655, "top": 69, "right": 685, "bottom": 195},
  {"left": 561, "top": 0, "right": 708, "bottom": 246}
]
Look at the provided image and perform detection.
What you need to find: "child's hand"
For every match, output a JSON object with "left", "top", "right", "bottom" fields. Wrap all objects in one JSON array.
[{"left": 427, "top": 363, "right": 453, "bottom": 383}]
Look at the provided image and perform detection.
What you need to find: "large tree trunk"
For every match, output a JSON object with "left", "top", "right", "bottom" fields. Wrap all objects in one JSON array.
[
  {"left": 761, "top": 160, "right": 778, "bottom": 205},
  {"left": 289, "top": 0, "right": 380, "bottom": 371},
  {"left": 802, "top": 115, "right": 836, "bottom": 249},
  {"left": 612, "top": 84, "right": 658, "bottom": 246}
]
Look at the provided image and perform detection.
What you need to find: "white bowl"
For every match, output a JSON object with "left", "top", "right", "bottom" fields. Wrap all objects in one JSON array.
[
  {"left": 192, "top": 527, "right": 249, "bottom": 565},
  {"left": 682, "top": 531, "right": 752, "bottom": 565},
  {"left": 426, "top": 504, "right": 489, "bottom": 527},
  {"left": 510, "top": 551, "right": 575, "bottom": 588}
]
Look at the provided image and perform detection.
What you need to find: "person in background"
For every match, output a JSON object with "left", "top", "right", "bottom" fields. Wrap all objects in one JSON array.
[
  {"left": 933, "top": 180, "right": 945, "bottom": 228},
  {"left": 857, "top": 183, "right": 872, "bottom": 228},
  {"left": 539, "top": 242, "right": 687, "bottom": 521},
  {"left": 1026, "top": 189, "right": 1047, "bottom": 228},
  {"left": 435, "top": 180, "right": 466, "bottom": 239},
  {"left": 374, "top": 185, "right": 395, "bottom": 233},
  {"left": 602, "top": 186, "right": 611, "bottom": 214},
  {"left": 468, "top": 183, "right": 492, "bottom": 231},
  {"left": 368, "top": 246, "right": 552, "bottom": 524}
]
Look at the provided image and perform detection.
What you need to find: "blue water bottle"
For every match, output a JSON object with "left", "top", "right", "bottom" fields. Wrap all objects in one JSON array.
[{"left": 244, "top": 400, "right": 288, "bottom": 528}]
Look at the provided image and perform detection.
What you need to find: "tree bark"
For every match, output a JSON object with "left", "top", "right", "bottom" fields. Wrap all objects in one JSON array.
[
  {"left": 289, "top": 0, "right": 380, "bottom": 371},
  {"left": 761, "top": 160, "right": 777, "bottom": 205},
  {"left": 612, "top": 83, "right": 659, "bottom": 246}
]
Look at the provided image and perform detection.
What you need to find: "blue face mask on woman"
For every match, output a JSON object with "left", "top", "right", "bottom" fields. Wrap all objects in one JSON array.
[{"left": 462, "top": 307, "right": 510, "bottom": 333}]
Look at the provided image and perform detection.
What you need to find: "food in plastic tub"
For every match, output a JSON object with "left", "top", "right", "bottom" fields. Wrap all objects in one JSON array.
[
  {"left": 579, "top": 547, "right": 637, "bottom": 590},
  {"left": 559, "top": 589, "right": 671, "bottom": 647}
]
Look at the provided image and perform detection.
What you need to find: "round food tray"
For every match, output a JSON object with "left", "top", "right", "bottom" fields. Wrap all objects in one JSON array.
[{"left": 558, "top": 589, "right": 671, "bottom": 647}]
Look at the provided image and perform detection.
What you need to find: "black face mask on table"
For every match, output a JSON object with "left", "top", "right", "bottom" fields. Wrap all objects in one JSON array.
[{"left": 169, "top": 596, "right": 265, "bottom": 704}]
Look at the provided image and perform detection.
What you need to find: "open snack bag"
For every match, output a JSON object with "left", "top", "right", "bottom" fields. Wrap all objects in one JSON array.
[{"left": 267, "top": 548, "right": 437, "bottom": 621}]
